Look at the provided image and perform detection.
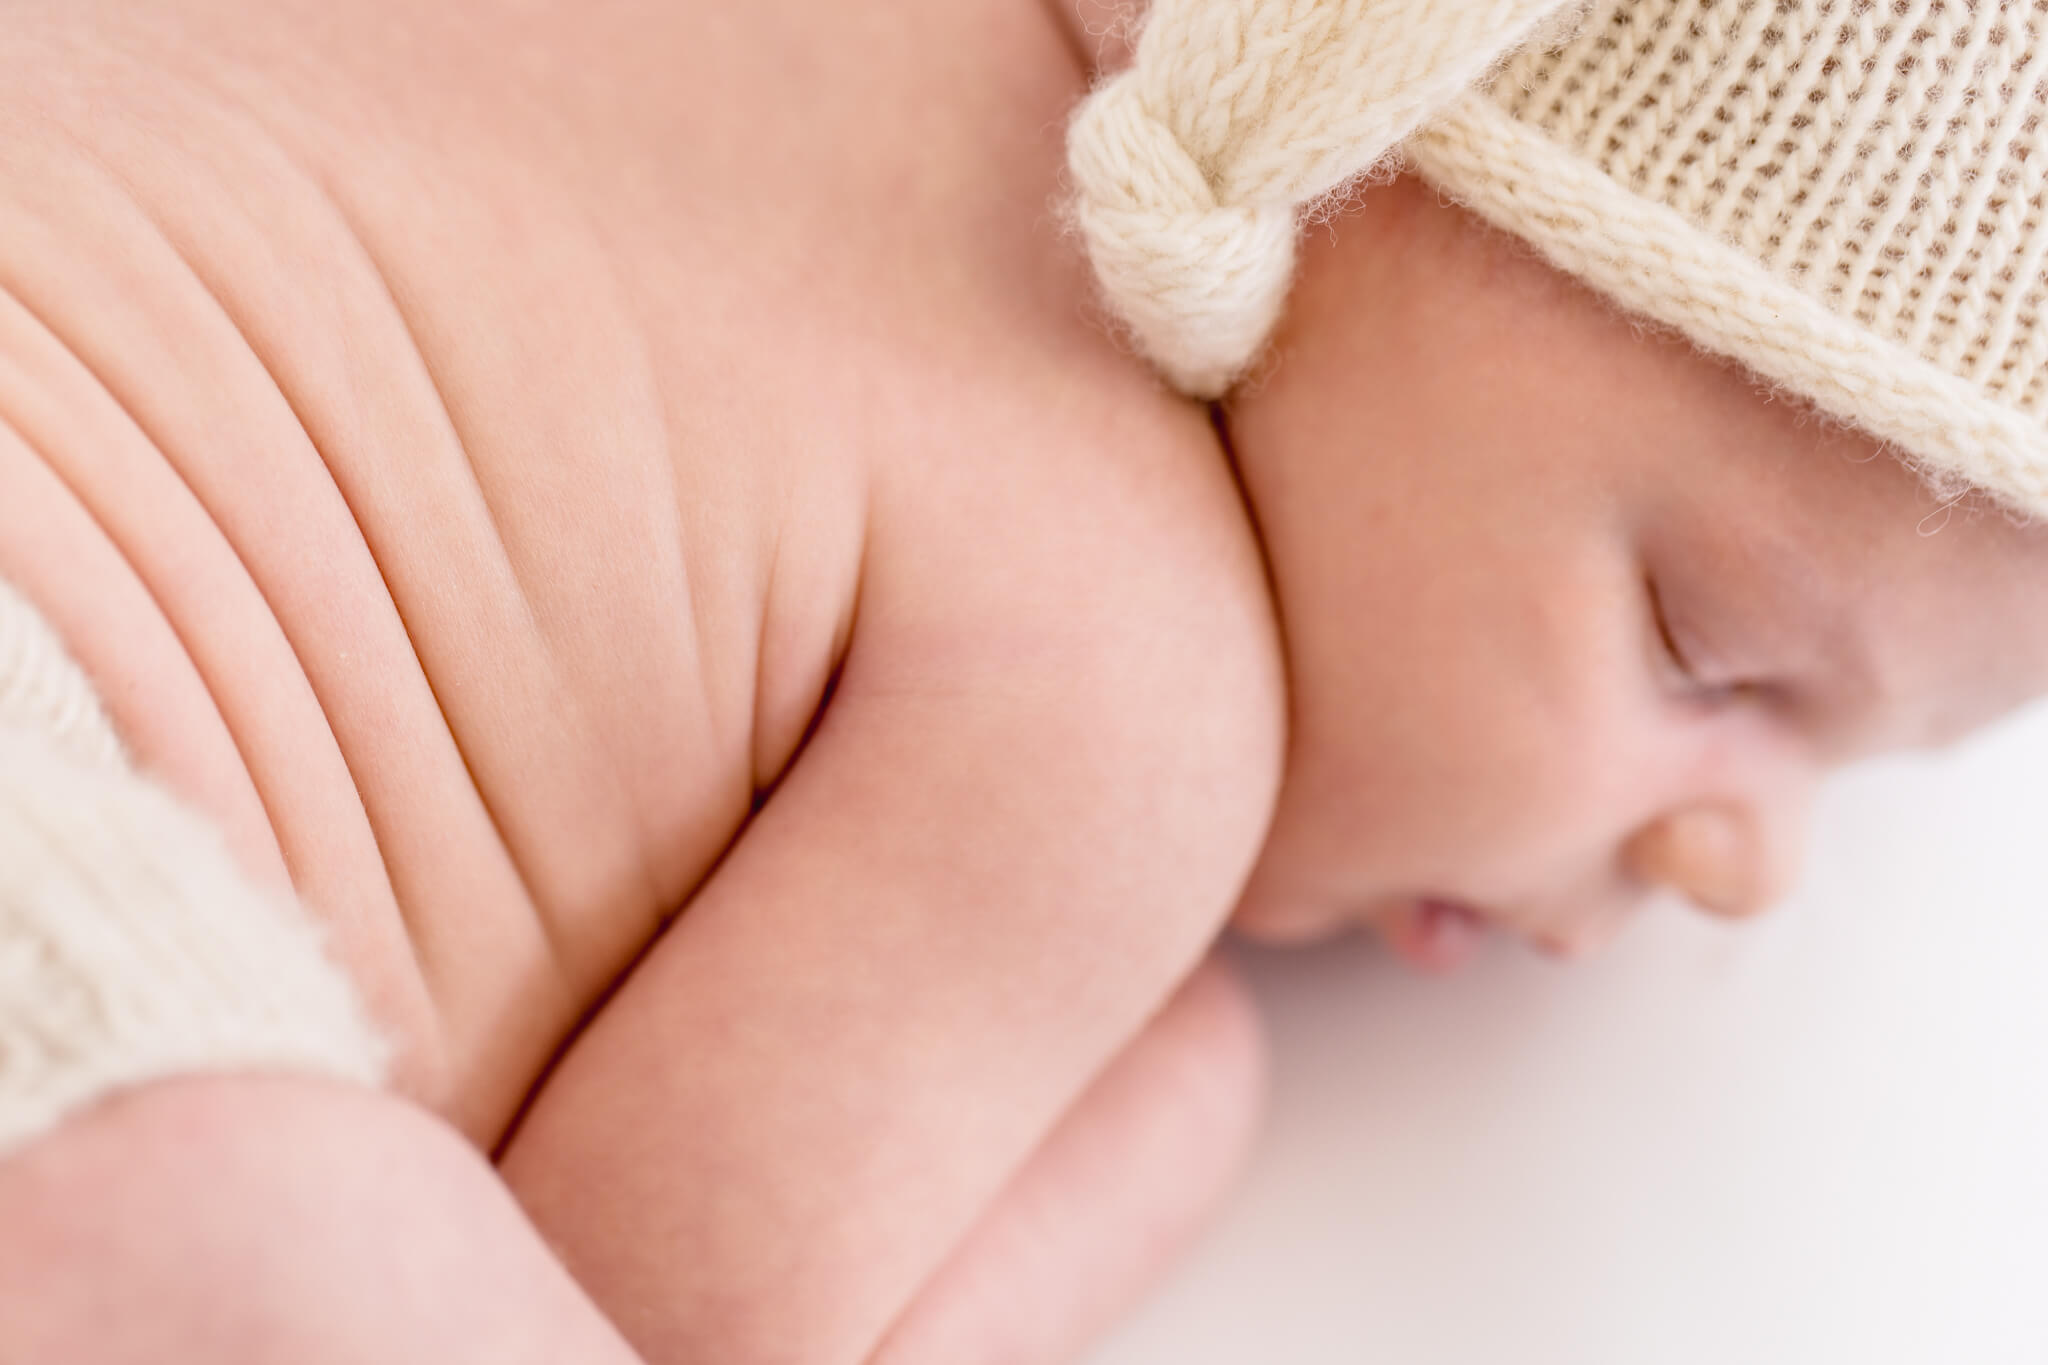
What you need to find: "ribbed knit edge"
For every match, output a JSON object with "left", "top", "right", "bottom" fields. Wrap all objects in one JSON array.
[
  {"left": 1408, "top": 95, "right": 2048, "bottom": 522},
  {"left": 0, "top": 728, "right": 389, "bottom": 1156}
]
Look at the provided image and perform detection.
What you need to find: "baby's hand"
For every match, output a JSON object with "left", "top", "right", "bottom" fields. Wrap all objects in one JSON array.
[{"left": 873, "top": 955, "right": 1266, "bottom": 1363}]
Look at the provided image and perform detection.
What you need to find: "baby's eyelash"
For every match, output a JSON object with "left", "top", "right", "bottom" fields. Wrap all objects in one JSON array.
[
  {"left": 1645, "top": 573, "right": 1699, "bottom": 679},
  {"left": 1645, "top": 573, "right": 1786, "bottom": 713}
]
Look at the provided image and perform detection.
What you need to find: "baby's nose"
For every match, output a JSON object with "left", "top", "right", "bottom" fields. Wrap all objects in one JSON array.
[{"left": 1622, "top": 802, "right": 1805, "bottom": 921}]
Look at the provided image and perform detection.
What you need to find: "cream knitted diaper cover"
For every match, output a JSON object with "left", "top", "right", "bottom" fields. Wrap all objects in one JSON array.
[{"left": 0, "top": 576, "right": 385, "bottom": 1156}]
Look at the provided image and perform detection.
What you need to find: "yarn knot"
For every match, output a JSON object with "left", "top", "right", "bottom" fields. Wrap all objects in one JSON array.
[{"left": 1068, "top": 77, "right": 1298, "bottom": 398}]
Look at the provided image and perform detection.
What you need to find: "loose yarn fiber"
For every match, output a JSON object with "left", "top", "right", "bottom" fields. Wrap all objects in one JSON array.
[{"left": 1070, "top": 0, "right": 2048, "bottom": 519}]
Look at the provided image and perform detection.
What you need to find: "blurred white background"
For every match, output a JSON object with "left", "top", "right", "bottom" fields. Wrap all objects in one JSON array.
[{"left": 1092, "top": 703, "right": 2048, "bottom": 1365}]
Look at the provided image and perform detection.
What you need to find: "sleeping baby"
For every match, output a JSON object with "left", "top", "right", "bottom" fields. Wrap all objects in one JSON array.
[{"left": 1, "top": 0, "right": 2044, "bottom": 1361}]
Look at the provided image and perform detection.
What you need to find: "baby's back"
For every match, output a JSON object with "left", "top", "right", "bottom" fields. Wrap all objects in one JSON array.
[{"left": 0, "top": 0, "right": 1233, "bottom": 1139}]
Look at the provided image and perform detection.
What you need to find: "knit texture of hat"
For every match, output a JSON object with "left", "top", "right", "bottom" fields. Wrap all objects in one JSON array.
[{"left": 1067, "top": 0, "right": 2048, "bottom": 520}]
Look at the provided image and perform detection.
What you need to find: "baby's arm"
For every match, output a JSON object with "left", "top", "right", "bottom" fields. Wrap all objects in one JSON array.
[
  {"left": 500, "top": 410, "right": 1283, "bottom": 1364},
  {"left": 0, "top": 1076, "right": 644, "bottom": 1363}
]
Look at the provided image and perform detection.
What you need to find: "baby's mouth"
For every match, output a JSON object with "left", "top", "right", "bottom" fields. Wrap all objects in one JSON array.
[{"left": 1379, "top": 898, "right": 1489, "bottom": 973}]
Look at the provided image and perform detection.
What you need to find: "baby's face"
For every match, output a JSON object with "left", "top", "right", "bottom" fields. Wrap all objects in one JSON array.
[{"left": 1223, "top": 177, "right": 2048, "bottom": 966}]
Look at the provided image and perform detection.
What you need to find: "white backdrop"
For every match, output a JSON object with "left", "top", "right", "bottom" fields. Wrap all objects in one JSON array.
[{"left": 1093, "top": 704, "right": 2048, "bottom": 1365}]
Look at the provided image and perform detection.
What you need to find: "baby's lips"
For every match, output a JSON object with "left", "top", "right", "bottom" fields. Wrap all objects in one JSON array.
[{"left": 1381, "top": 898, "right": 1486, "bottom": 974}]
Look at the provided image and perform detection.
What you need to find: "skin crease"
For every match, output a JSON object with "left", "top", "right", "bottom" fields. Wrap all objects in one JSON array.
[{"left": 1225, "top": 175, "right": 2048, "bottom": 956}]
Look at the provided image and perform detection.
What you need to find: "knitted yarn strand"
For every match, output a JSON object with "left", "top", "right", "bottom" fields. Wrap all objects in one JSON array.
[
  {"left": 0, "top": 580, "right": 387, "bottom": 1155},
  {"left": 0, "top": 577, "right": 123, "bottom": 771},
  {"left": 1068, "top": 0, "right": 1573, "bottom": 396}
]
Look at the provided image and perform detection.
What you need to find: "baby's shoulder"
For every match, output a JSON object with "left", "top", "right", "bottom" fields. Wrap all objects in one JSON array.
[{"left": 854, "top": 345, "right": 1285, "bottom": 783}]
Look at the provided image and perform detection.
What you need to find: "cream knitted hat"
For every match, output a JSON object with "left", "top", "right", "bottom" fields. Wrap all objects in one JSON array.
[{"left": 1068, "top": 0, "right": 2048, "bottom": 519}]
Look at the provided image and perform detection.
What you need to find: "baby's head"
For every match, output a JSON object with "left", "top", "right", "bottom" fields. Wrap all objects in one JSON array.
[
  {"left": 1217, "top": 177, "right": 2048, "bottom": 960},
  {"left": 1070, "top": 0, "right": 2048, "bottom": 962}
]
